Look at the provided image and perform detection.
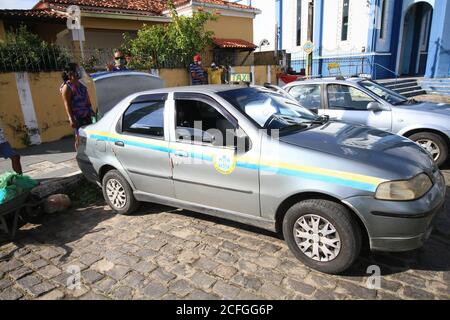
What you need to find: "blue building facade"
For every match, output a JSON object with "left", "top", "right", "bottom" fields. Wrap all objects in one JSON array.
[{"left": 234, "top": 0, "right": 450, "bottom": 80}]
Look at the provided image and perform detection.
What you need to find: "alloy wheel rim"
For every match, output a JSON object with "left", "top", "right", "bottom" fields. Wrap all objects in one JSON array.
[
  {"left": 293, "top": 214, "right": 341, "bottom": 262},
  {"left": 416, "top": 139, "right": 441, "bottom": 161},
  {"left": 106, "top": 179, "right": 127, "bottom": 209}
]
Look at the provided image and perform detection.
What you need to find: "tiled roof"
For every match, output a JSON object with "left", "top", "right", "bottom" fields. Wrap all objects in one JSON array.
[
  {"left": 0, "top": 9, "right": 66, "bottom": 21},
  {"left": 36, "top": 0, "right": 255, "bottom": 14},
  {"left": 213, "top": 38, "right": 257, "bottom": 49},
  {"left": 175, "top": 0, "right": 256, "bottom": 10},
  {"left": 36, "top": 0, "right": 165, "bottom": 14},
  {"left": 0, "top": 1, "right": 256, "bottom": 22}
]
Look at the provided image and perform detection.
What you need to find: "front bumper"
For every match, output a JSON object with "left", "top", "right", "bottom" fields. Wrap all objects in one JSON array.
[{"left": 344, "top": 172, "right": 447, "bottom": 252}]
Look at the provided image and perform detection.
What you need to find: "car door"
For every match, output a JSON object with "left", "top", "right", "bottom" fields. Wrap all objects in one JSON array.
[
  {"left": 324, "top": 83, "right": 392, "bottom": 131},
  {"left": 168, "top": 92, "right": 260, "bottom": 217},
  {"left": 287, "top": 84, "right": 322, "bottom": 114},
  {"left": 112, "top": 93, "right": 174, "bottom": 197}
]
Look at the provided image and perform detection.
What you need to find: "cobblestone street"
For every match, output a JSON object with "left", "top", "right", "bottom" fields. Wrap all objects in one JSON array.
[{"left": 0, "top": 170, "right": 449, "bottom": 300}]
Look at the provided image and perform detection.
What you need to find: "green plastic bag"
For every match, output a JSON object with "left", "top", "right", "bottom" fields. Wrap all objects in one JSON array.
[
  {"left": 0, "top": 171, "right": 38, "bottom": 204},
  {"left": 0, "top": 185, "right": 17, "bottom": 204},
  {"left": 0, "top": 171, "right": 16, "bottom": 189},
  {"left": 13, "top": 175, "right": 38, "bottom": 190}
]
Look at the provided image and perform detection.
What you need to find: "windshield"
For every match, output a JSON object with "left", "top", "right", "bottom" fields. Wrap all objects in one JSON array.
[
  {"left": 359, "top": 80, "right": 408, "bottom": 105},
  {"left": 217, "top": 88, "right": 321, "bottom": 131}
]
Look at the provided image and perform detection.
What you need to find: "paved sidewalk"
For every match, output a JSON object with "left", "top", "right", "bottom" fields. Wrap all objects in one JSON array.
[{"left": 0, "top": 138, "right": 79, "bottom": 181}]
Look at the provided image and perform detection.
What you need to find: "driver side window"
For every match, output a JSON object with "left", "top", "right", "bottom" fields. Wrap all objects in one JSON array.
[
  {"left": 175, "top": 99, "right": 237, "bottom": 148},
  {"left": 327, "top": 84, "right": 375, "bottom": 110},
  {"left": 288, "top": 84, "right": 321, "bottom": 110}
]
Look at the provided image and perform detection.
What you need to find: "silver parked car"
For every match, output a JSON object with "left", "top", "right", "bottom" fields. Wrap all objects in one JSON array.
[
  {"left": 77, "top": 85, "right": 446, "bottom": 274},
  {"left": 283, "top": 78, "right": 450, "bottom": 166}
]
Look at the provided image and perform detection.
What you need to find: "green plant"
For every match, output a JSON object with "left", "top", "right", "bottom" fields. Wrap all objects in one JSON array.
[
  {"left": 0, "top": 25, "right": 70, "bottom": 72},
  {"left": 122, "top": 1, "right": 217, "bottom": 69}
]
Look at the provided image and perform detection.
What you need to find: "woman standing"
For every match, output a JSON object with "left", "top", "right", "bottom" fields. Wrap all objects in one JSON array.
[{"left": 60, "top": 63, "right": 94, "bottom": 150}]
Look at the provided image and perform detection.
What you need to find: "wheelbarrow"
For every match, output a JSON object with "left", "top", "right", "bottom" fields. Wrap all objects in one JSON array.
[{"left": 0, "top": 190, "right": 30, "bottom": 239}]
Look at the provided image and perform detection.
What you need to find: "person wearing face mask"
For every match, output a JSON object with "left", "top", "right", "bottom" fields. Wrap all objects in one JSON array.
[
  {"left": 60, "top": 63, "right": 95, "bottom": 150},
  {"left": 189, "top": 54, "right": 207, "bottom": 85},
  {"left": 106, "top": 50, "right": 129, "bottom": 72}
]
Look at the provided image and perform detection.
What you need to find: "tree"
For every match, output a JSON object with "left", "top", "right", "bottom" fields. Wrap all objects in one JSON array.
[
  {"left": 122, "top": 1, "right": 217, "bottom": 69},
  {"left": 0, "top": 25, "right": 69, "bottom": 72}
]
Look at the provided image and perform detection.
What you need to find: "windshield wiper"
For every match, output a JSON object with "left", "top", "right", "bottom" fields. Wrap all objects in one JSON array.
[
  {"left": 302, "top": 115, "right": 330, "bottom": 125},
  {"left": 395, "top": 98, "right": 417, "bottom": 105}
]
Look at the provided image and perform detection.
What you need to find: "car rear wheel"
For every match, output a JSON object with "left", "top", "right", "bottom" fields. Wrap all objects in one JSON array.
[
  {"left": 282, "top": 199, "right": 361, "bottom": 274},
  {"left": 409, "top": 132, "right": 448, "bottom": 167},
  {"left": 102, "top": 170, "right": 139, "bottom": 215}
]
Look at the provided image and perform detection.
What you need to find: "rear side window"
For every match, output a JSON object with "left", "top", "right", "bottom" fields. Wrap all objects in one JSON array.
[
  {"left": 288, "top": 84, "right": 321, "bottom": 110},
  {"left": 122, "top": 101, "right": 165, "bottom": 138}
]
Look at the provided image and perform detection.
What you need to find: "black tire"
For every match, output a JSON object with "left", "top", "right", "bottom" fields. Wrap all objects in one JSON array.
[
  {"left": 102, "top": 170, "right": 139, "bottom": 215},
  {"left": 408, "top": 132, "right": 448, "bottom": 167},
  {"left": 282, "top": 199, "right": 361, "bottom": 274}
]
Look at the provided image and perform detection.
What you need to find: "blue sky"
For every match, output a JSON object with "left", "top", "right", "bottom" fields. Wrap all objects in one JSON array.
[{"left": 0, "top": 0, "right": 39, "bottom": 9}]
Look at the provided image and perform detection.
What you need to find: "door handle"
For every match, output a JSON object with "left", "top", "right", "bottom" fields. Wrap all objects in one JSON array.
[
  {"left": 173, "top": 150, "right": 189, "bottom": 158},
  {"left": 114, "top": 141, "right": 125, "bottom": 147}
]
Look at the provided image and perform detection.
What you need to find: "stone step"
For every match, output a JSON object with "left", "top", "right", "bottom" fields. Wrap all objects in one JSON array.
[
  {"left": 419, "top": 78, "right": 450, "bottom": 96},
  {"left": 385, "top": 82, "right": 419, "bottom": 90},
  {"left": 402, "top": 89, "right": 427, "bottom": 97},
  {"left": 396, "top": 85, "right": 423, "bottom": 94}
]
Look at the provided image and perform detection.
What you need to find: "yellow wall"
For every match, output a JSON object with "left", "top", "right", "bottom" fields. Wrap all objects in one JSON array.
[
  {"left": 206, "top": 15, "right": 254, "bottom": 43},
  {"left": 254, "top": 65, "right": 267, "bottom": 85},
  {"left": 270, "top": 65, "right": 280, "bottom": 85},
  {"left": 27, "top": 73, "right": 73, "bottom": 143},
  {"left": 0, "top": 73, "right": 26, "bottom": 148},
  {"left": 232, "top": 66, "right": 251, "bottom": 74},
  {"left": 159, "top": 68, "right": 190, "bottom": 87},
  {"left": 0, "top": 72, "right": 98, "bottom": 149}
]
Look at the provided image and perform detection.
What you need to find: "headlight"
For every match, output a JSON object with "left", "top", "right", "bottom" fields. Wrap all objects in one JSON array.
[{"left": 375, "top": 173, "right": 433, "bottom": 201}]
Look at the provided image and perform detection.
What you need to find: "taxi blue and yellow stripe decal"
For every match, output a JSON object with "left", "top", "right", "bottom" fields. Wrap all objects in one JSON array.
[{"left": 86, "top": 130, "right": 386, "bottom": 192}]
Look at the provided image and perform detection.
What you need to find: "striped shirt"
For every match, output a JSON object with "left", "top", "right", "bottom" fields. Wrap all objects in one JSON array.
[{"left": 189, "top": 63, "right": 206, "bottom": 85}]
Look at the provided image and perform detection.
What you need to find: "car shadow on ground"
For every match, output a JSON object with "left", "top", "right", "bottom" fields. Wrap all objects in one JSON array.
[{"left": 0, "top": 202, "right": 115, "bottom": 264}]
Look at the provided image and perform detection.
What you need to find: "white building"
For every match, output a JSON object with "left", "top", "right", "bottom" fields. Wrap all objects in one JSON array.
[{"left": 232, "top": 0, "right": 450, "bottom": 80}]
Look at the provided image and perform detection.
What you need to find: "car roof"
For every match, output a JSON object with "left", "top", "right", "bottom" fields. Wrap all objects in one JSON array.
[
  {"left": 128, "top": 84, "right": 254, "bottom": 96},
  {"left": 286, "top": 77, "right": 363, "bottom": 86},
  {"left": 90, "top": 70, "right": 162, "bottom": 81}
]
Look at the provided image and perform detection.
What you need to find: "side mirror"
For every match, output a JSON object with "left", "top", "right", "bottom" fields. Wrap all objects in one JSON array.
[{"left": 367, "top": 102, "right": 383, "bottom": 112}]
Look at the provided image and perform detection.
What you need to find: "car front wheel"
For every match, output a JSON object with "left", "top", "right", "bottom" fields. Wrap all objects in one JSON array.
[
  {"left": 409, "top": 132, "right": 448, "bottom": 167},
  {"left": 102, "top": 170, "right": 139, "bottom": 215},
  {"left": 282, "top": 199, "right": 361, "bottom": 274}
]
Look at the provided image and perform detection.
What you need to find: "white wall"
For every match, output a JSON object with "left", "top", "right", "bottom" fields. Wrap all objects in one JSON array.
[
  {"left": 251, "top": 0, "right": 373, "bottom": 56},
  {"left": 252, "top": 0, "right": 277, "bottom": 51},
  {"left": 281, "top": 0, "right": 310, "bottom": 54},
  {"left": 321, "top": 0, "right": 371, "bottom": 56}
]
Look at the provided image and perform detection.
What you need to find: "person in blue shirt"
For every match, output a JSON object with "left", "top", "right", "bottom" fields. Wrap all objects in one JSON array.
[{"left": 189, "top": 54, "right": 207, "bottom": 85}]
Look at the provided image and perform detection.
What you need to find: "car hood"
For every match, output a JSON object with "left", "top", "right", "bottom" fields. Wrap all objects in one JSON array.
[
  {"left": 280, "top": 121, "right": 435, "bottom": 178},
  {"left": 395, "top": 101, "right": 450, "bottom": 116}
]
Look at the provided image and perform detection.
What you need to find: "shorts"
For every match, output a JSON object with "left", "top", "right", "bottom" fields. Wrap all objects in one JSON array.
[
  {"left": 74, "top": 116, "right": 93, "bottom": 135},
  {"left": 0, "top": 142, "right": 17, "bottom": 159}
]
